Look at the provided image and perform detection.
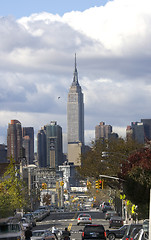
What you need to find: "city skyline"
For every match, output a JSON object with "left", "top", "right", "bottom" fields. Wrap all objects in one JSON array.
[{"left": 0, "top": 0, "right": 151, "bottom": 149}]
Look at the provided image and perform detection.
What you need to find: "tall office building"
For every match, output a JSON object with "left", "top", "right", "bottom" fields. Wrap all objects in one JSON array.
[
  {"left": 22, "top": 127, "right": 34, "bottom": 164},
  {"left": 7, "top": 120, "right": 22, "bottom": 163},
  {"left": 37, "top": 127, "right": 47, "bottom": 167},
  {"left": 37, "top": 122, "right": 63, "bottom": 168},
  {"left": 67, "top": 54, "right": 84, "bottom": 165},
  {"left": 95, "top": 122, "right": 112, "bottom": 141},
  {"left": 141, "top": 119, "right": 151, "bottom": 142},
  {"left": 46, "top": 121, "right": 63, "bottom": 168},
  {"left": 126, "top": 122, "right": 145, "bottom": 144}
]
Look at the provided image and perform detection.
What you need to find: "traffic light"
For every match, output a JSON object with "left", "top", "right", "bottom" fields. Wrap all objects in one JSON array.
[
  {"left": 95, "top": 180, "right": 99, "bottom": 189},
  {"left": 42, "top": 183, "right": 47, "bottom": 189},
  {"left": 60, "top": 181, "right": 64, "bottom": 186},
  {"left": 98, "top": 179, "right": 102, "bottom": 189},
  {"left": 95, "top": 179, "right": 103, "bottom": 189}
]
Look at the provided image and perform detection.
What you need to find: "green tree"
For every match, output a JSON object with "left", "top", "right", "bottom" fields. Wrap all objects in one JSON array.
[
  {"left": 0, "top": 157, "right": 28, "bottom": 218},
  {"left": 78, "top": 138, "right": 142, "bottom": 180}
]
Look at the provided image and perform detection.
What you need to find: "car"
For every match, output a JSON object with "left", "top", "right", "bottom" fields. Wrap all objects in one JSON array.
[
  {"left": 133, "top": 228, "right": 148, "bottom": 240},
  {"left": 106, "top": 224, "right": 129, "bottom": 240},
  {"left": 122, "top": 223, "right": 143, "bottom": 240},
  {"left": 101, "top": 202, "right": 112, "bottom": 213},
  {"left": 0, "top": 217, "right": 25, "bottom": 240},
  {"left": 82, "top": 224, "right": 107, "bottom": 240},
  {"left": 129, "top": 227, "right": 143, "bottom": 240},
  {"left": 109, "top": 216, "right": 123, "bottom": 228},
  {"left": 77, "top": 213, "right": 92, "bottom": 225},
  {"left": 105, "top": 210, "right": 117, "bottom": 220},
  {"left": 31, "top": 229, "right": 56, "bottom": 240}
]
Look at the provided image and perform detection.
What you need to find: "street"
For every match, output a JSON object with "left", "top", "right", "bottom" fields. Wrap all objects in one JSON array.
[{"left": 33, "top": 210, "right": 110, "bottom": 240}]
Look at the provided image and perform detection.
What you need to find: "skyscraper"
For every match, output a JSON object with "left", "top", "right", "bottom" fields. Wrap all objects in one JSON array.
[
  {"left": 37, "top": 121, "right": 63, "bottom": 168},
  {"left": 46, "top": 121, "right": 63, "bottom": 168},
  {"left": 22, "top": 127, "right": 34, "bottom": 164},
  {"left": 95, "top": 122, "right": 112, "bottom": 141},
  {"left": 7, "top": 120, "right": 22, "bottom": 163},
  {"left": 67, "top": 54, "right": 84, "bottom": 165}
]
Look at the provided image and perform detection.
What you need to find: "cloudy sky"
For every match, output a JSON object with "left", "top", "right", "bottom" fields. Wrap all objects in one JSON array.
[{"left": 0, "top": 0, "right": 151, "bottom": 152}]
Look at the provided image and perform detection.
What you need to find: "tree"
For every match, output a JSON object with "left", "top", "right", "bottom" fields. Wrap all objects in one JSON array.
[
  {"left": 121, "top": 147, "right": 151, "bottom": 218},
  {"left": 0, "top": 157, "right": 28, "bottom": 218},
  {"left": 78, "top": 138, "right": 142, "bottom": 180}
]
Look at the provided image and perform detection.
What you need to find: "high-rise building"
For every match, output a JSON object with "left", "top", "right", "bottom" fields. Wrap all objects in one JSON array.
[
  {"left": 37, "top": 127, "right": 47, "bottom": 167},
  {"left": 46, "top": 121, "right": 63, "bottom": 168},
  {"left": 22, "top": 127, "right": 34, "bottom": 164},
  {"left": 67, "top": 54, "right": 84, "bottom": 165},
  {"left": 141, "top": 119, "right": 151, "bottom": 142},
  {"left": 95, "top": 122, "right": 112, "bottom": 141},
  {"left": 7, "top": 120, "right": 22, "bottom": 163},
  {"left": 0, "top": 144, "right": 7, "bottom": 163},
  {"left": 22, "top": 136, "right": 30, "bottom": 164},
  {"left": 37, "top": 122, "right": 63, "bottom": 169},
  {"left": 126, "top": 122, "right": 145, "bottom": 144}
]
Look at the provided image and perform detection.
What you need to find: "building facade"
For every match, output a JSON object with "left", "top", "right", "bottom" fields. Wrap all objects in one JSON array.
[
  {"left": 126, "top": 121, "right": 145, "bottom": 144},
  {"left": 67, "top": 54, "right": 84, "bottom": 165},
  {"left": 46, "top": 121, "right": 63, "bottom": 168},
  {"left": 95, "top": 121, "right": 112, "bottom": 141},
  {"left": 37, "top": 122, "right": 63, "bottom": 169},
  {"left": 22, "top": 127, "right": 34, "bottom": 164},
  {"left": 7, "top": 120, "right": 22, "bottom": 163}
]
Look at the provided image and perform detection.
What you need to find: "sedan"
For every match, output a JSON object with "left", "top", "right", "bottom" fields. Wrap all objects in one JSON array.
[
  {"left": 109, "top": 216, "right": 123, "bottom": 228},
  {"left": 77, "top": 213, "right": 92, "bottom": 225},
  {"left": 31, "top": 229, "right": 56, "bottom": 240},
  {"left": 106, "top": 225, "right": 129, "bottom": 240}
]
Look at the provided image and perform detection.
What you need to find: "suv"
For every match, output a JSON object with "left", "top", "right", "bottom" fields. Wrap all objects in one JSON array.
[
  {"left": 0, "top": 217, "right": 25, "bottom": 240},
  {"left": 82, "top": 224, "right": 106, "bottom": 240},
  {"left": 122, "top": 223, "right": 142, "bottom": 240},
  {"left": 109, "top": 216, "right": 123, "bottom": 228}
]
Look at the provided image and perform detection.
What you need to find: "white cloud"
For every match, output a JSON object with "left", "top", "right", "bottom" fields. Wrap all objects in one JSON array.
[{"left": 0, "top": 0, "right": 151, "bottom": 151}]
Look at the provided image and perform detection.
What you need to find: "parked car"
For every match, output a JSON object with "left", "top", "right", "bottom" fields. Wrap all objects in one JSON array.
[
  {"left": 101, "top": 202, "right": 112, "bottom": 213},
  {"left": 109, "top": 216, "right": 123, "bottom": 228},
  {"left": 38, "top": 206, "right": 50, "bottom": 216},
  {"left": 122, "top": 224, "right": 143, "bottom": 240},
  {"left": 31, "top": 229, "right": 56, "bottom": 240},
  {"left": 105, "top": 210, "right": 117, "bottom": 220},
  {"left": 82, "top": 224, "right": 106, "bottom": 240},
  {"left": 106, "top": 224, "right": 129, "bottom": 240},
  {"left": 77, "top": 213, "right": 92, "bottom": 225},
  {"left": 0, "top": 217, "right": 25, "bottom": 240}
]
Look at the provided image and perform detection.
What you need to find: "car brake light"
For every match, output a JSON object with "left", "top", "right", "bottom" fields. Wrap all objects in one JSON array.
[
  {"left": 104, "top": 231, "right": 107, "bottom": 237},
  {"left": 82, "top": 232, "right": 84, "bottom": 237},
  {"left": 78, "top": 218, "right": 80, "bottom": 220},
  {"left": 125, "top": 238, "right": 129, "bottom": 240},
  {"left": 89, "top": 218, "right": 91, "bottom": 220}
]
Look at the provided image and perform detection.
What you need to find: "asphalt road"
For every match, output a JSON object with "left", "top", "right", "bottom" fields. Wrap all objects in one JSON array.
[{"left": 33, "top": 209, "right": 110, "bottom": 240}]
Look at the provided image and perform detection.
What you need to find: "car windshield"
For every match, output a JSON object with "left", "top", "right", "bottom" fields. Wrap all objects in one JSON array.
[
  {"left": 85, "top": 226, "right": 104, "bottom": 232},
  {"left": 0, "top": 223, "right": 20, "bottom": 233},
  {"left": 32, "top": 231, "right": 45, "bottom": 236},
  {"left": 79, "top": 214, "right": 90, "bottom": 218}
]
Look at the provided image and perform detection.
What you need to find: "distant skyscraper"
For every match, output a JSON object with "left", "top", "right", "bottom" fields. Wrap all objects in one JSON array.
[
  {"left": 46, "top": 121, "right": 63, "bottom": 168},
  {"left": 126, "top": 122, "right": 145, "bottom": 144},
  {"left": 37, "top": 122, "right": 63, "bottom": 168},
  {"left": 22, "top": 136, "right": 30, "bottom": 164},
  {"left": 37, "top": 127, "right": 47, "bottom": 167},
  {"left": 95, "top": 122, "right": 112, "bottom": 141},
  {"left": 67, "top": 54, "right": 84, "bottom": 165},
  {"left": 141, "top": 119, "right": 151, "bottom": 142},
  {"left": 7, "top": 120, "right": 22, "bottom": 163},
  {"left": 22, "top": 127, "right": 34, "bottom": 164}
]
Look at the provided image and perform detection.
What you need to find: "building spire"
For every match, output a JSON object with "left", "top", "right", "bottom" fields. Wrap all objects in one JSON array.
[{"left": 72, "top": 53, "right": 79, "bottom": 86}]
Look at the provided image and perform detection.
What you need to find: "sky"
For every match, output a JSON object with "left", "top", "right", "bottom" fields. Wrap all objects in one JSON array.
[{"left": 0, "top": 0, "right": 151, "bottom": 152}]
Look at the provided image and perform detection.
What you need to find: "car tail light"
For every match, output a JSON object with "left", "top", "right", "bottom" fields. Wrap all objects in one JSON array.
[
  {"left": 125, "top": 238, "right": 129, "bottom": 240},
  {"left": 89, "top": 218, "right": 91, "bottom": 220},
  {"left": 78, "top": 218, "right": 80, "bottom": 220},
  {"left": 82, "top": 232, "right": 84, "bottom": 237},
  {"left": 104, "top": 231, "right": 107, "bottom": 237},
  {"left": 130, "top": 238, "right": 133, "bottom": 240}
]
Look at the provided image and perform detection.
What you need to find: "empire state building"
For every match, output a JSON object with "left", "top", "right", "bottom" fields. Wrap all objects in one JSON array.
[{"left": 67, "top": 54, "right": 84, "bottom": 165}]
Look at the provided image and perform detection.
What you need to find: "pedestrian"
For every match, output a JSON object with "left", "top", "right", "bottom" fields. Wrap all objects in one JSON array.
[
  {"left": 25, "top": 227, "right": 32, "bottom": 240},
  {"left": 52, "top": 226, "right": 58, "bottom": 240}
]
